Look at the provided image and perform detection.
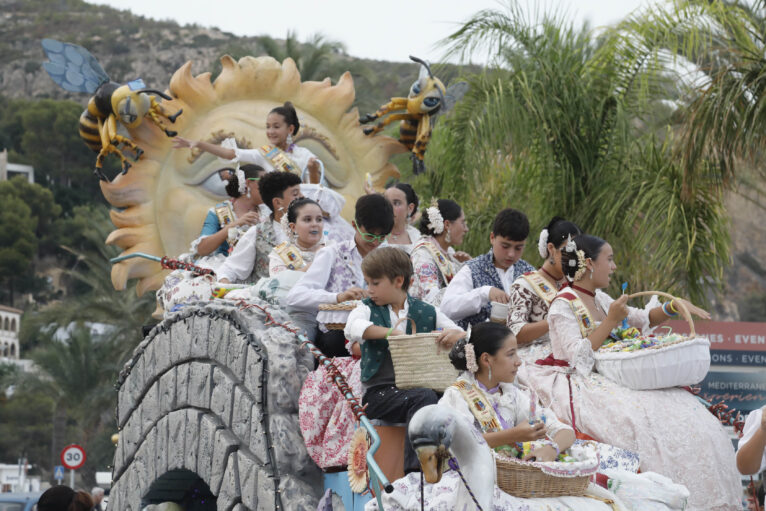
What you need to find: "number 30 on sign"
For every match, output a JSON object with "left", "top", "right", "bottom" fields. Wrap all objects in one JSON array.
[{"left": 61, "top": 444, "right": 86, "bottom": 470}]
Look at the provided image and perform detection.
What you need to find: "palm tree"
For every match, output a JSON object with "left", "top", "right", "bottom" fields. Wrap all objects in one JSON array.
[
  {"left": 417, "top": 2, "right": 730, "bottom": 304},
  {"left": 257, "top": 30, "right": 347, "bottom": 81}
]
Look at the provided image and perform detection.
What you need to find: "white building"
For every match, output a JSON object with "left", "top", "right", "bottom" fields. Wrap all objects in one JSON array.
[
  {"left": 0, "top": 305, "right": 21, "bottom": 360},
  {"left": 0, "top": 462, "right": 41, "bottom": 493},
  {"left": 0, "top": 149, "right": 35, "bottom": 184}
]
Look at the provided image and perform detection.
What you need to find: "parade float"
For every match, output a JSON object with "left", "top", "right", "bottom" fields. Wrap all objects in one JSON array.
[{"left": 40, "top": 40, "right": 751, "bottom": 511}]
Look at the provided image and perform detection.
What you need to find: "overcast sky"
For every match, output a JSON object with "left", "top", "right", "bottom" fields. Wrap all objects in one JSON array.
[{"left": 88, "top": 0, "right": 652, "bottom": 62}]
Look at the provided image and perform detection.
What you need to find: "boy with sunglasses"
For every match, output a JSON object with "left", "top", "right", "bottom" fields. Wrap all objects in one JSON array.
[{"left": 286, "top": 193, "right": 394, "bottom": 356}]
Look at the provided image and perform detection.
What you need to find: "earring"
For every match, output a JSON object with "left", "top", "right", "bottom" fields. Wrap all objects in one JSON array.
[
  {"left": 445, "top": 229, "right": 452, "bottom": 244},
  {"left": 589, "top": 269, "right": 594, "bottom": 279},
  {"left": 286, "top": 133, "right": 293, "bottom": 146},
  {"left": 488, "top": 364, "right": 492, "bottom": 382},
  {"left": 549, "top": 257, "right": 555, "bottom": 265}
]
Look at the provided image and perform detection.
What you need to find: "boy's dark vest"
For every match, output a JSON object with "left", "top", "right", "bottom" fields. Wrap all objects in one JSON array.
[
  {"left": 360, "top": 296, "right": 437, "bottom": 383},
  {"left": 458, "top": 251, "right": 534, "bottom": 329}
]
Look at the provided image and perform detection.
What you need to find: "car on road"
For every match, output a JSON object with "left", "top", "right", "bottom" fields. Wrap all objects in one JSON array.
[{"left": 0, "top": 491, "right": 42, "bottom": 511}]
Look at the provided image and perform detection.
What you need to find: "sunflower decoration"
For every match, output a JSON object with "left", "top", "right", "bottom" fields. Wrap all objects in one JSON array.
[
  {"left": 347, "top": 427, "right": 371, "bottom": 493},
  {"left": 103, "top": 55, "right": 403, "bottom": 295}
]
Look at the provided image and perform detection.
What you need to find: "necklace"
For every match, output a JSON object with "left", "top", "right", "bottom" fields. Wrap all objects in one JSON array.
[
  {"left": 571, "top": 284, "right": 595, "bottom": 297},
  {"left": 539, "top": 266, "right": 561, "bottom": 286}
]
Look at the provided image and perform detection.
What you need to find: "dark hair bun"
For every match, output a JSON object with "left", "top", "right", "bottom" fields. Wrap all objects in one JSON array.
[{"left": 449, "top": 337, "right": 470, "bottom": 371}]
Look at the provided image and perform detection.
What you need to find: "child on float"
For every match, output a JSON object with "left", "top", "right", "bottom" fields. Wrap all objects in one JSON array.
[
  {"left": 441, "top": 208, "right": 534, "bottom": 328},
  {"left": 268, "top": 197, "right": 326, "bottom": 275},
  {"left": 216, "top": 171, "right": 302, "bottom": 284},
  {"left": 344, "top": 246, "right": 465, "bottom": 473},
  {"left": 173, "top": 102, "right": 324, "bottom": 184},
  {"left": 737, "top": 405, "right": 766, "bottom": 507},
  {"left": 409, "top": 198, "right": 471, "bottom": 306},
  {"left": 507, "top": 217, "right": 582, "bottom": 368},
  {"left": 380, "top": 182, "right": 422, "bottom": 253},
  {"left": 521, "top": 234, "right": 740, "bottom": 510},
  {"left": 155, "top": 165, "right": 267, "bottom": 314},
  {"left": 372, "top": 323, "right": 653, "bottom": 511},
  {"left": 286, "top": 194, "right": 393, "bottom": 355}
]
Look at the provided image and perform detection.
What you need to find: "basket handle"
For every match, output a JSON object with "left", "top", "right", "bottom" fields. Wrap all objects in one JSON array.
[
  {"left": 391, "top": 317, "right": 417, "bottom": 335},
  {"left": 626, "top": 291, "right": 695, "bottom": 338}
]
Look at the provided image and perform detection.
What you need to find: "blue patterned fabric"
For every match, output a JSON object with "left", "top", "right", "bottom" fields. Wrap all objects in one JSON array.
[{"left": 458, "top": 250, "right": 535, "bottom": 328}]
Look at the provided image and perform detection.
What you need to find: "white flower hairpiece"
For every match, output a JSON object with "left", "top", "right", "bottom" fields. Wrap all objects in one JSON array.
[
  {"left": 565, "top": 234, "right": 576, "bottom": 253},
  {"left": 538, "top": 228, "right": 550, "bottom": 259},
  {"left": 426, "top": 197, "right": 445, "bottom": 235},
  {"left": 235, "top": 165, "right": 247, "bottom": 196},
  {"left": 280, "top": 205, "right": 292, "bottom": 238},
  {"left": 464, "top": 325, "right": 479, "bottom": 373},
  {"left": 573, "top": 249, "right": 588, "bottom": 281}
]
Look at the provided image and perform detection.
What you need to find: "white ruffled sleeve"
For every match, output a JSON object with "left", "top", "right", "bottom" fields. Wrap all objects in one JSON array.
[{"left": 548, "top": 298, "right": 596, "bottom": 376}]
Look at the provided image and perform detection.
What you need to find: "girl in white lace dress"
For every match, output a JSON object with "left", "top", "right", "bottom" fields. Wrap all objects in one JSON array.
[
  {"left": 369, "top": 323, "right": 689, "bottom": 511},
  {"left": 522, "top": 234, "right": 741, "bottom": 510},
  {"left": 507, "top": 217, "right": 582, "bottom": 370}
]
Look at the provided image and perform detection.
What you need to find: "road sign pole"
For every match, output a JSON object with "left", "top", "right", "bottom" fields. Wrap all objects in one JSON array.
[{"left": 70, "top": 469, "right": 74, "bottom": 488}]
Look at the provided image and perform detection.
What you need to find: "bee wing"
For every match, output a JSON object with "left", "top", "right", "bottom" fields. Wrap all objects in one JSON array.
[
  {"left": 442, "top": 82, "right": 470, "bottom": 113},
  {"left": 41, "top": 38, "right": 109, "bottom": 93}
]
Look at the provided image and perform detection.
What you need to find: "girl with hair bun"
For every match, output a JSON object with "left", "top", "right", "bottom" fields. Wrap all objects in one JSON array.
[
  {"left": 173, "top": 101, "right": 325, "bottom": 184},
  {"left": 379, "top": 323, "right": 683, "bottom": 510},
  {"left": 521, "top": 234, "right": 741, "bottom": 510},
  {"left": 409, "top": 198, "right": 470, "bottom": 305},
  {"left": 506, "top": 217, "right": 581, "bottom": 365}
]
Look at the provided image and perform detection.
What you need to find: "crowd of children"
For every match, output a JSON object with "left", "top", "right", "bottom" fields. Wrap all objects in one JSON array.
[{"left": 159, "top": 101, "right": 763, "bottom": 510}]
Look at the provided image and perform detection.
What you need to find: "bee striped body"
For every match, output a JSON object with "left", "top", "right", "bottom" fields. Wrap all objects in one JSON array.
[
  {"left": 398, "top": 119, "right": 418, "bottom": 151},
  {"left": 79, "top": 109, "right": 102, "bottom": 153}
]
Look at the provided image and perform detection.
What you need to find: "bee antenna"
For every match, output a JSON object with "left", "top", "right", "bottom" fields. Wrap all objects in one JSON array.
[
  {"left": 409, "top": 55, "right": 433, "bottom": 78},
  {"left": 138, "top": 88, "right": 173, "bottom": 100}
]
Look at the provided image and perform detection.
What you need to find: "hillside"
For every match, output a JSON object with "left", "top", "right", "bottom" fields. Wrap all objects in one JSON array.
[{"left": 0, "top": 0, "right": 466, "bottom": 114}]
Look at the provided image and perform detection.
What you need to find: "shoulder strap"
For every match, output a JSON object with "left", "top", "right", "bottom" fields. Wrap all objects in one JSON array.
[
  {"left": 260, "top": 144, "right": 301, "bottom": 175},
  {"left": 416, "top": 240, "right": 455, "bottom": 284},
  {"left": 521, "top": 271, "right": 558, "bottom": 304},
  {"left": 273, "top": 241, "right": 306, "bottom": 270},
  {"left": 555, "top": 292, "right": 596, "bottom": 338},
  {"left": 452, "top": 380, "right": 502, "bottom": 433}
]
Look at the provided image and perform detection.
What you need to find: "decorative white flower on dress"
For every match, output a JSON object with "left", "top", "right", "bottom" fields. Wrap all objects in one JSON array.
[
  {"left": 538, "top": 228, "right": 550, "bottom": 259},
  {"left": 426, "top": 197, "right": 445, "bottom": 234}
]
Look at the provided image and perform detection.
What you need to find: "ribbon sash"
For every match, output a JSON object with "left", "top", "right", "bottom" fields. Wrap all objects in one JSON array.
[
  {"left": 260, "top": 145, "right": 301, "bottom": 174},
  {"left": 452, "top": 380, "right": 502, "bottom": 433},
  {"left": 273, "top": 241, "right": 306, "bottom": 270},
  {"left": 414, "top": 240, "right": 455, "bottom": 285},
  {"left": 522, "top": 271, "right": 558, "bottom": 304},
  {"left": 214, "top": 201, "right": 235, "bottom": 227}
]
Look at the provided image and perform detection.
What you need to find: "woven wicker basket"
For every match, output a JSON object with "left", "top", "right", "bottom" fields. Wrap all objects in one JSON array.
[
  {"left": 495, "top": 455, "right": 592, "bottom": 498},
  {"left": 317, "top": 301, "right": 359, "bottom": 331},
  {"left": 387, "top": 318, "right": 459, "bottom": 392}
]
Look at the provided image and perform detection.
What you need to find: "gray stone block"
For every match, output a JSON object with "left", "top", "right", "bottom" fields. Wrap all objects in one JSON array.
[
  {"left": 255, "top": 471, "right": 277, "bottom": 511},
  {"left": 158, "top": 367, "right": 177, "bottom": 416},
  {"left": 236, "top": 451, "right": 258, "bottom": 509},
  {"left": 117, "top": 379, "right": 131, "bottom": 427},
  {"left": 167, "top": 409, "right": 186, "bottom": 470},
  {"left": 210, "top": 367, "right": 235, "bottom": 428},
  {"left": 217, "top": 452, "right": 241, "bottom": 511},
  {"left": 170, "top": 315, "right": 194, "bottom": 364},
  {"left": 154, "top": 334, "right": 171, "bottom": 377},
  {"left": 153, "top": 415, "right": 169, "bottom": 479},
  {"left": 175, "top": 363, "right": 191, "bottom": 408},
  {"left": 248, "top": 404, "right": 268, "bottom": 466},
  {"left": 140, "top": 381, "right": 160, "bottom": 438},
  {"left": 227, "top": 333, "right": 249, "bottom": 382},
  {"left": 191, "top": 314, "right": 211, "bottom": 358},
  {"left": 136, "top": 425, "right": 156, "bottom": 485},
  {"left": 188, "top": 361, "right": 213, "bottom": 410},
  {"left": 185, "top": 409, "right": 202, "bottom": 472},
  {"left": 269, "top": 414, "right": 314, "bottom": 476},
  {"left": 126, "top": 357, "right": 145, "bottom": 413},
  {"left": 210, "top": 428, "right": 239, "bottom": 494},
  {"left": 279, "top": 474, "right": 324, "bottom": 511},
  {"left": 208, "top": 318, "right": 232, "bottom": 364},
  {"left": 197, "top": 414, "right": 219, "bottom": 485},
  {"left": 120, "top": 409, "right": 142, "bottom": 466},
  {"left": 231, "top": 385, "right": 253, "bottom": 446},
  {"left": 113, "top": 432, "right": 125, "bottom": 475},
  {"left": 243, "top": 348, "right": 264, "bottom": 404}
]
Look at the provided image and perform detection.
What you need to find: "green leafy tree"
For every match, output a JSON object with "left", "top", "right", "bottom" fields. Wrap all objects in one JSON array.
[
  {"left": 420, "top": 2, "right": 730, "bottom": 304},
  {"left": 257, "top": 31, "right": 347, "bottom": 81},
  {"left": 0, "top": 195, "right": 37, "bottom": 305}
]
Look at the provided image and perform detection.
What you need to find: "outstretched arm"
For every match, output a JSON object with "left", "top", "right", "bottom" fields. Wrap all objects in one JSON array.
[{"left": 173, "top": 137, "right": 236, "bottom": 160}]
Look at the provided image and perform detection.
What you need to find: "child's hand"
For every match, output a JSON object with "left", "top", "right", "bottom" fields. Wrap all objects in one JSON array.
[
  {"left": 350, "top": 342, "right": 361, "bottom": 358},
  {"left": 488, "top": 287, "right": 510, "bottom": 304},
  {"left": 506, "top": 421, "right": 547, "bottom": 443},
  {"left": 454, "top": 251, "right": 471, "bottom": 263},
  {"left": 434, "top": 329, "right": 465, "bottom": 349},
  {"left": 337, "top": 287, "right": 368, "bottom": 302},
  {"left": 673, "top": 298, "right": 711, "bottom": 320}
]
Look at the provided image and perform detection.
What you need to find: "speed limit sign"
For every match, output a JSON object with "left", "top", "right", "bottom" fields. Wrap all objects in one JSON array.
[{"left": 60, "top": 444, "right": 86, "bottom": 470}]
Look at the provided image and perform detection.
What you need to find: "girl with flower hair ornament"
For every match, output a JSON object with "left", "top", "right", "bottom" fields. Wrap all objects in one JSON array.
[
  {"left": 521, "top": 234, "right": 741, "bottom": 510},
  {"left": 372, "top": 323, "right": 690, "bottom": 511},
  {"left": 506, "top": 217, "right": 582, "bottom": 371},
  {"left": 409, "top": 198, "right": 471, "bottom": 305}
]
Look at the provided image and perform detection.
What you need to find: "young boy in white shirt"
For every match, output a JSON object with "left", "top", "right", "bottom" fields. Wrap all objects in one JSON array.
[{"left": 344, "top": 247, "right": 465, "bottom": 472}]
